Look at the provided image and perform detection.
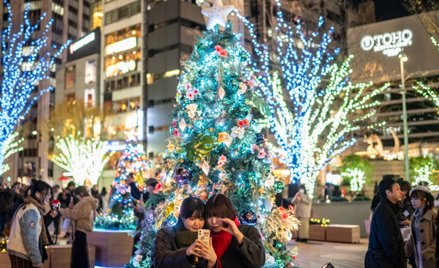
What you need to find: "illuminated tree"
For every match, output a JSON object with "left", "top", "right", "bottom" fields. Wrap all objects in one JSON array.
[
  {"left": 235, "top": 2, "right": 388, "bottom": 196},
  {"left": 131, "top": 16, "right": 298, "bottom": 268},
  {"left": 0, "top": 132, "right": 24, "bottom": 175},
  {"left": 52, "top": 135, "right": 113, "bottom": 185},
  {"left": 0, "top": 2, "right": 69, "bottom": 174}
]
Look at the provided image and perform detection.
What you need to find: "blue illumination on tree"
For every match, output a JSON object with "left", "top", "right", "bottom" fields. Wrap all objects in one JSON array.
[
  {"left": 234, "top": 1, "right": 388, "bottom": 196},
  {"left": 0, "top": 1, "right": 69, "bottom": 173}
]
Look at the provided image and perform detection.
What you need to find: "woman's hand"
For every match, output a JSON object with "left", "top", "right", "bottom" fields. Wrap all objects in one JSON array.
[
  {"left": 50, "top": 210, "right": 58, "bottom": 218},
  {"left": 219, "top": 218, "right": 244, "bottom": 245},
  {"left": 186, "top": 240, "right": 203, "bottom": 258},
  {"left": 198, "top": 238, "right": 217, "bottom": 268}
]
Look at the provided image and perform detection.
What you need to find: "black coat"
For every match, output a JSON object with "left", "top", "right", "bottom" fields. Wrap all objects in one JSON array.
[
  {"left": 152, "top": 225, "right": 265, "bottom": 268},
  {"left": 214, "top": 225, "right": 265, "bottom": 268},
  {"left": 152, "top": 226, "right": 207, "bottom": 268},
  {"left": 365, "top": 197, "right": 407, "bottom": 268}
]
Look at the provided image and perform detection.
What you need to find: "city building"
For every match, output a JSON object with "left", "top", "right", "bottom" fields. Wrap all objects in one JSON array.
[
  {"left": 101, "top": 0, "right": 205, "bottom": 160},
  {"left": 348, "top": 10, "right": 439, "bottom": 148},
  {"left": 53, "top": 28, "right": 101, "bottom": 180},
  {"left": 0, "top": 0, "right": 92, "bottom": 181}
]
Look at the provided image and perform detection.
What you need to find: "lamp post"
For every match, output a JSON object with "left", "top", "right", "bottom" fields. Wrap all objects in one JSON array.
[{"left": 399, "top": 53, "right": 409, "bottom": 181}]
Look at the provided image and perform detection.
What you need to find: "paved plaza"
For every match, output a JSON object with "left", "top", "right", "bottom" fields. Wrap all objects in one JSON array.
[{"left": 289, "top": 239, "right": 368, "bottom": 268}]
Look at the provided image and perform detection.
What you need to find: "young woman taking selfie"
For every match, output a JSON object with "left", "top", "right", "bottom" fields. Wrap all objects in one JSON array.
[{"left": 152, "top": 196, "right": 216, "bottom": 268}]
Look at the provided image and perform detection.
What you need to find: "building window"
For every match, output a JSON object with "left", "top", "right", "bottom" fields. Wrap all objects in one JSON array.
[
  {"left": 66, "top": 93, "right": 76, "bottom": 104},
  {"left": 65, "top": 65, "right": 76, "bottom": 89},
  {"left": 112, "top": 96, "right": 141, "bottom": 114},
  {"left": 104, "top": 1, "right": 141, "bottom": 25},
  {"left": 85, "top": 60, "right": 97, "bottom": 84},
  {"left": 105, "top": 72, "right": 141, "bottom": 92}
]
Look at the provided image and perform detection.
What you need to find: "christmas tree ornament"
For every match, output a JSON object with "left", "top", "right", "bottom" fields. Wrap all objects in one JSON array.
[
  {"left": 201, "top": 0, "right": 234, "bottom": 30},
  {"left": 239, "top": 209, "right": 257, "bottom": 225}
]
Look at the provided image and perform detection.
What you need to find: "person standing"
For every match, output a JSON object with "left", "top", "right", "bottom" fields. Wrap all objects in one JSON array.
[
  {"left": 7, "top": 180, "right": 52, "bottom": 268},
  {"left": 291, "top": 184, "right": 312, "bottom": 242},
  {"left": 405, "top": 186, "right": 436, "bottom": 268},
  {"left": 365, "top": 177, "right": 406, "bottom": 268},
  {"left": 60, "top": 186, "right": 98, "bottom": 268}
]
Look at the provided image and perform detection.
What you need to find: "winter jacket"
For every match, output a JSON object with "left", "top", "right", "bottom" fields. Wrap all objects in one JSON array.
[
  {"left": 405, "top": 208, "right": 436, "bottom": 268},
  {"left": 291, "top": 193, "right": 312, "bottom": 218},
  {"left": 365, "top": 197, "right": 407, "bottom": 268},
  {"left": 7, "top": 199, "right": 44, "bottom": 267},
  {"left": 152, "top": 226, "right": 207, "bottom": 268},
  {"left": 60, "top": 196, "right": 98, "bottom": 233},
  {"left": 213, "top": 225, "right": 265, "bottom": 268}
]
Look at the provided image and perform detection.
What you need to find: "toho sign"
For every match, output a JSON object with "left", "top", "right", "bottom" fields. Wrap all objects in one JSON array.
[{"left": 360, "top": 29, "right": 413, "bottom": 57}]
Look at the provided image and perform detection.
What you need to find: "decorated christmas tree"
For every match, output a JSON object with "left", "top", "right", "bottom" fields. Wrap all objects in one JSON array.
[
  {"left": 95, "top": 143, "right": 151, "bottom": 230},
  {"left": 131, "top": 1, "right": 299, "bottom": 267}
]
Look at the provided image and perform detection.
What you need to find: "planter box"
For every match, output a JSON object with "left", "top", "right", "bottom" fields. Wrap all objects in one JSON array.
[
  {"left": 326, "top": 224, "right": 360, "bottom": 243},
  {"left": 0, "top": 244, "right": 95, "bottom": 268},
  {"left": 89, "top": 229, "right": 134, "bottom": 267},
  {"left": 309, "top": 225, "right": 326, "bottom": 241}
]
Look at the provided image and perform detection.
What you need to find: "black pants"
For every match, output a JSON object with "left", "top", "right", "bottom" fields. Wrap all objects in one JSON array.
[
  {"left": 9, "top": 254, "right": 35, "bottom": 268},
  {"left": 71, "top": 230, "right": 89, "bottom": 268}
]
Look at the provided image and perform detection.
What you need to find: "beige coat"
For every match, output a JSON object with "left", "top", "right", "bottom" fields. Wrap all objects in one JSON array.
[
  {"left": 405, "top": 208, "right": 437, "bottom": 268},
  {"left": 61, "top": 196, "right": 98, "bottom": 233}
]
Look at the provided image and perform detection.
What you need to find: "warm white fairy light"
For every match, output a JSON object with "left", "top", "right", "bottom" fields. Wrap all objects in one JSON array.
[{"left": 53, "top": 135, "right": 113, "bottom": 185}]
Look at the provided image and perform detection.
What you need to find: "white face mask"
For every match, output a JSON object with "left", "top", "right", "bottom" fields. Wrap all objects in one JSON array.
[{"left": 299, "top": 189, "right": 305, "bottom": 194}]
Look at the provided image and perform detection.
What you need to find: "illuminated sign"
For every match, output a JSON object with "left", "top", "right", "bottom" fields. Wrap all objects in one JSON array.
[
  {"left": 105, "top": 37, "right": 137, "bottom": 55},
  {"left": 69, "top": 32, "right": 96, "bottom": 54},
  {"left": 105, "top": 60, "right": 136, "bottom": 77},
  {"left": 360, "top": 29, "right": 413, "bottom": 57}
]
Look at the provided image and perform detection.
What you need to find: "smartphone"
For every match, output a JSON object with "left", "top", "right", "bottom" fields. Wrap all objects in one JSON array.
[{"left": 197, "top": 229, "right": 210, "bottom": 246}]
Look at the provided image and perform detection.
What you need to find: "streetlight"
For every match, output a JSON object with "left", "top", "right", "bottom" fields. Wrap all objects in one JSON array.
[{"left": 399, "top": 52, "right": 409, "bottom": 181}]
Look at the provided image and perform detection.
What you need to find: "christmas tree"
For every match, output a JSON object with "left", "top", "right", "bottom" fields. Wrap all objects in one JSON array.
[
  {"left": 131, "top": 2, "right": 299, "bottom": 267},
  {"left": 95, "top": 143, "right": 151, "bottom": 230}
]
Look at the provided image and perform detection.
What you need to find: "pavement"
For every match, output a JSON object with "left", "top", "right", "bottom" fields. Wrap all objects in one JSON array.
[{"left": 289, "top": 239, "right": 369, "bottom": 268}]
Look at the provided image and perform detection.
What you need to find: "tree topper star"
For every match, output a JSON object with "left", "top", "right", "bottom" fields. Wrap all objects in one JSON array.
[{"left": 201, "top": 0, "right": 234, "bottom": 30}]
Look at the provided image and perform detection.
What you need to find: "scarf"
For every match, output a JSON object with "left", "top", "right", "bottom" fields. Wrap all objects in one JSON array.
[{"left": 211, "top": 218, "right": 240, "bottom": 268}]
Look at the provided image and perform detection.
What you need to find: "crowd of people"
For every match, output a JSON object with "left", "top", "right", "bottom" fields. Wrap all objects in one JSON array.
[
  {"left": 0, "top": 180, "right": 108, "bottom": 268},
  {"left": 366, "top": 175, "right": 438, "bottom": 268}
]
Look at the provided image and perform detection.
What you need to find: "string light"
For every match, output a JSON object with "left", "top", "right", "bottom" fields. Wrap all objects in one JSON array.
[
  {"left": 413, "top": 81, "right": 439, "bottom": 107},
  {"left": 0, "top": 132, "right": 24, "bottom": 175},
  {"left": 52, "top": 134, "right": 113, "bottom": 185},
  {"left": 95, "top": 143, "right": 151, "bottom": 230},
  {"left": 233, "top": 2, "right": 388, "bottom": 197},
  {"left": 0, "top": 2, "right": 70, "bottom": 170}
]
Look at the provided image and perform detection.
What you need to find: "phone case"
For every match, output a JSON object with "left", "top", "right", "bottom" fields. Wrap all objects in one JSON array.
[{"left": 198, "top": 229, "right": 210, "bottom": 246}]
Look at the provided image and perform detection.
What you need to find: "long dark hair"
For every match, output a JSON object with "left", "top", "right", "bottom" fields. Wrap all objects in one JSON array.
[
  {"left": 30, "top": 181, "right": 52, "bottom": 203},
  {"left": 175, "top": 197, "right": 206, "bottom": 230},
  {"left": 205, "top": 194, "right": 236, "bottom": 220}
]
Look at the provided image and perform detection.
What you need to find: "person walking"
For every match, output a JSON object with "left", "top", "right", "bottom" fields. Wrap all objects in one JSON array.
[
  {"left": 365, "top": 176, "right": 406, "bottom": 268},
  {"left": 60, "top": 186, "right": 98, "bottom": 268},
  {"left": 405, "top": 186, "right": 436, "bottom": 268},
  {"left": 7, "top": 180, "right": 52, "bottom": 268}
]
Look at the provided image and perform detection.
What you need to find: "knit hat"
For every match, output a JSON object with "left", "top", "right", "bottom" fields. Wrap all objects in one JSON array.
[
  {"left": 378, "top": 177, "right": 397, "bottom": 197},
  {"left": 410, "top": 185, "right": 431, "bottom": 195}
]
